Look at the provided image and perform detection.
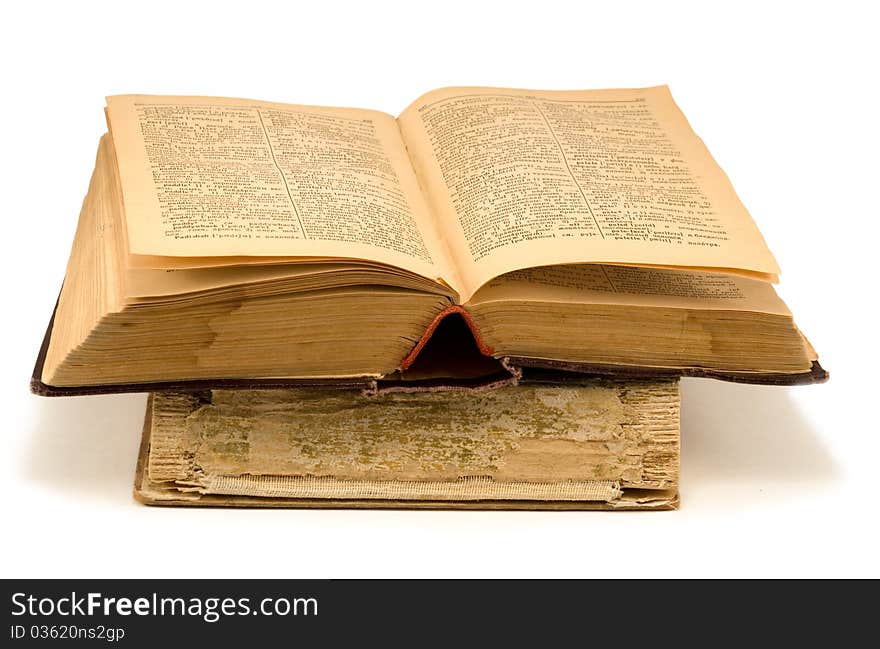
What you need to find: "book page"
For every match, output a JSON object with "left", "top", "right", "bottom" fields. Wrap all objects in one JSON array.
[
  {"left": 398, "top": 86, "right": 780, "bottom": 302},
  {"left": 469, "top": 264, "right": 790, "bottom": 315},
  {"left": 106, "top": 95, "right": 455, "bottom": 285}
]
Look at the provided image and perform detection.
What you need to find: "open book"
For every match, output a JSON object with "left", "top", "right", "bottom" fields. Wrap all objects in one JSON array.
[{"left": 33, "top": 86, "right": 824, "bottom": 395}]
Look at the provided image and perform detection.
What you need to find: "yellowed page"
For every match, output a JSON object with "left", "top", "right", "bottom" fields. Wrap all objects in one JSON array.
[
  {"left": 106, "top": 95, "right": 455, "bottom": 286},
  {"left": 398, "top": 86, "right": 780, "bottom": 303},
  {"left": 126, "top": 263, "right": 363, "bottom": 297},
  {"left": 125, "top": 262, "right": 453, "bottom": 300},
  {"left": 470, "top": 264, "right": 790, "bottom": 315},
  {"left": 127, "top": 253, "right": 327, "bottom": 269}
]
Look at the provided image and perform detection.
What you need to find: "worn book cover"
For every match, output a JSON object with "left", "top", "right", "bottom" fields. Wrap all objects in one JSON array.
[{"left": 136, "top": 379, "right": 680, "bottom": 510}]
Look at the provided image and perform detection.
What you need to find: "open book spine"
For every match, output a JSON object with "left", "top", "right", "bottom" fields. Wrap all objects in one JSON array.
[
  {"left": 135, "top": 380, "right": 680, "bottom": 510},
  {"left": 399, "top": 305, "right": 495, "bottom": 370}
]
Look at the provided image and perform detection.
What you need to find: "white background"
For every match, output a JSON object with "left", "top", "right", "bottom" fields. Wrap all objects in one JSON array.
[{"left": 2, "top": 1, "right": 877, "bottom": 578}]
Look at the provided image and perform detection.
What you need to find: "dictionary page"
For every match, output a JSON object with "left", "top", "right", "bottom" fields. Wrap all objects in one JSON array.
[
  {"left": 470, "top": 265, "right": 790, "bottom": 315},
  {"left": 106, "top": 95, "right": 455, "bottom": 286},
  {"left": 398, "top": 86, "right": 780, "bottom": 303}
]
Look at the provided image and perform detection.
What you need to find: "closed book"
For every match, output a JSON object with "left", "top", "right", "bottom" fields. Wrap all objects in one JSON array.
[{"left": 136, "top": 378, "right": 680, "bottom": 510}]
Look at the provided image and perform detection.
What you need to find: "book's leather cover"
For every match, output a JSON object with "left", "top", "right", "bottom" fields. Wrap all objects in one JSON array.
[{"left": 32, "top": 299, "right": 828, "bottom": 397}]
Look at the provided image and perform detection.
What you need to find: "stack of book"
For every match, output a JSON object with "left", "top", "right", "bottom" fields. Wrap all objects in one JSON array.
[{"left": 32, "top": 86, "right": 825, "bottom": 510}]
